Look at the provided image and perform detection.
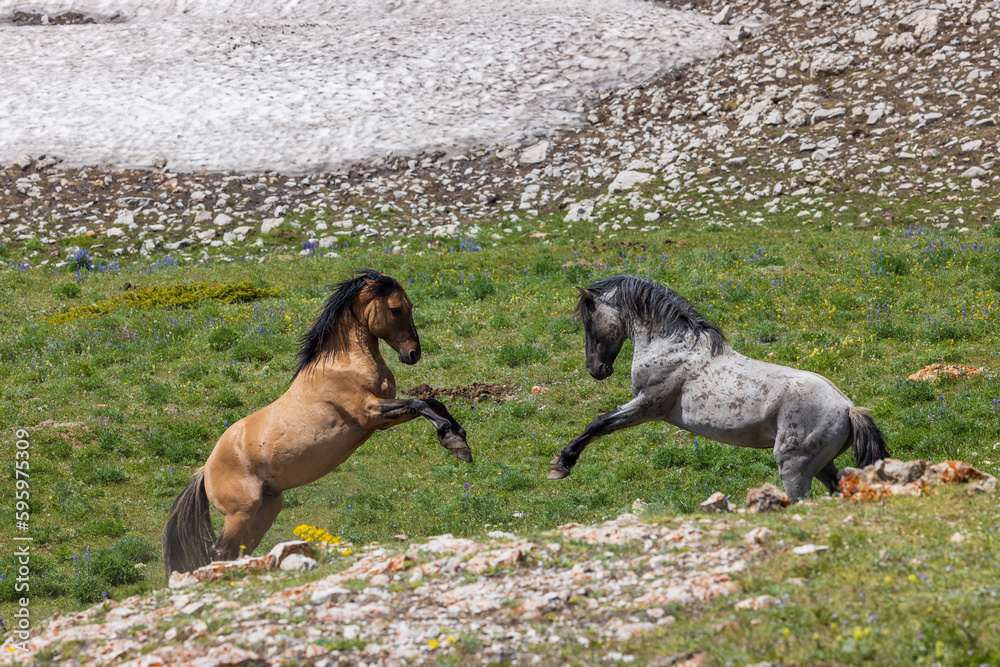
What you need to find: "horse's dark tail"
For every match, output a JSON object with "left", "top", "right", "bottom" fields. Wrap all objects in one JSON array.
[
  {"left": 848, "top": 406, "right": 890, "bottom": 468},
  {"left": 163, "top": 469, "right": 216, "bottom": 582}
]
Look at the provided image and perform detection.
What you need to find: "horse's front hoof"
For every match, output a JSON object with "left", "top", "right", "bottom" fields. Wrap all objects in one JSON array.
[
  {"left": 441, "top": 434, "right": 473, "bottom": 463},
  {"left": 548, "top": 456, "right": 571, "bottom": 480}
]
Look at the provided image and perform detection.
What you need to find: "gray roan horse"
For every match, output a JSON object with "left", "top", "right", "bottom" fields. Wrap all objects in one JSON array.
[{"left": 549, "top": 275, "right": 889, "bottom": 499}]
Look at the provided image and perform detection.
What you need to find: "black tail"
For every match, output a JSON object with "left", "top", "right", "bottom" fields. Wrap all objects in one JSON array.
[
  {"left": 163, "top": 469, "right": 216, "bottom": 581},
  {"left": 848, "top": 407, "right": 890, "bottom": 468}
]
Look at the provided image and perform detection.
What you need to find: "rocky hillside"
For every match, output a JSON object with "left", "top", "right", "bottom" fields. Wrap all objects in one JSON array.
[
  {"left": 1, "top": 456, "right": 996, "bottom": 666},
  {"left": 3, "top": 0, "right": 999, "bottom": 264}
]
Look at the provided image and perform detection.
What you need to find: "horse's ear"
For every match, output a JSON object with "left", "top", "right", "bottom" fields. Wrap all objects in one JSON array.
[{"left": 576, "top": 286, "right": 595, "bottom": 306}]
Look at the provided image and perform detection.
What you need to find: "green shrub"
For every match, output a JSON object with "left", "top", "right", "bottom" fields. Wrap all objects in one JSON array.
[
  {"left": 530, "top": 255, "right": 561, "bottom": 276},
  {"left": 110, "top": 536, "right": 159, "bottom": 564},
  {"left": 496, "top": 342, "right": 549, "bottom": 367},
  {"left": 652, "top": 445, "right": 691, "bottom": 469},
  {"left": 47, "top": 281, "right": 281, "bottom": 324},
  {"left": 170, "top": 422, "right": 211, "bottom": 442},
  {"left": 165, "top": 439, "right": 204, "bottom": 464},
  {"left": 53, "top": 282, "right": 82, "bottom": 299},
  {"left": 92, "top": 550, "right": 144, "bottom": 586},
  {"left": 757, "top": 320, "right": 787, "bottom": 343},
  {"left": 891, "top": 379, "right": 936, "bottom": 405},
  {"left": 71, "top": 458, "right": 127, "bottom": 484},
  {"left": 468, "top": 279, "right": 495, "bottom": 300},
  {"left": 231, "top": 339, "right": 273, "bottom": 362},
  {"left": 563, "top": 264, "right": 592, "bottom": 285},
  {"left": 215, "top": 388, "right": 243, "bottom": 409},
  {"left": 209, "top": 327, "right": 240, "bottom": 351},
  {"left": 72, "top": 570, "right": 109, "bottom": 605},
  {"left": 83, "top": 517, "right": 126, "bottom": 538},
  {"left": 179, "top": 363, "right": 209, "bottom": 382},
  {"left": 29, "top": 525, "right": 67, "bottom": 546},
  {"left": 98, "top": 431, "right": 132, "bottom": 456},
  {"left": 142, "top": 382, "right": 173, "bottom": 405},
  {"left": 875, "top": 254, "right": 911, "bottom": 276},
  {"left": 428, "top": 283, "right": 458, "bottom": 299},
  {"left": 152, "top": 467, "right": 189, "bottom": 497},
  {"left": 0, "top": 554, "right": 68, "bottom": 601}
]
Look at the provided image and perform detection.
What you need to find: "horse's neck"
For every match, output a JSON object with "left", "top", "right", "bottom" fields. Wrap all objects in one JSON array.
[
  {"left": 307, "top": 311, "right": 389, "bottom": 377},
  {"left": 631, "top": 325, "right": 717, "bottom": 361},
  {"left": 339, "top": 312, "right": 387, "bottom": 367}
]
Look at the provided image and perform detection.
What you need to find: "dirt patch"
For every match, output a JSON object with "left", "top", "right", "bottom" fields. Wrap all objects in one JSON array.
[
  {"left": 406, "top": 382, "right": 514, "bottom": 402},
  {"left": 907, "top": 363, "right": 983, "bottom": 382}
]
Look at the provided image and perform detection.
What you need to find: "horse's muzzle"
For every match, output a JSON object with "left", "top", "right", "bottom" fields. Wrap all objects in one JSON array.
[
  {"left": 400, "top": 348, "right": 421, "bottom": 365},
  {"left": 589, "top": 363, "right": 613, "bottom": 381}
]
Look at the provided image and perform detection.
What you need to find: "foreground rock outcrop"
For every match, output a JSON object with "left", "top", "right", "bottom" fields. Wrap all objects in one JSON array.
[
  {"left": 2, "top": 515, "right": 750, "bottom": 666},
  {"left": 839, "top": 458, "right": 997, "bottom": 500}
]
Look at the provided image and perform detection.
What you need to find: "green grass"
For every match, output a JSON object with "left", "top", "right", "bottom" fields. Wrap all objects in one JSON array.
[
  {"left": 0, "top": 184, "right": 998, "bottom": 644},
  {"left": 538, "top": 487, "right": 1000, "bottom": 666}
]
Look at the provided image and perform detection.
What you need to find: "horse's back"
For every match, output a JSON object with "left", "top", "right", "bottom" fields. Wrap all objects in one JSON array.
[{"left": 657, "top": 349, "right": 853, "bottom": 448}]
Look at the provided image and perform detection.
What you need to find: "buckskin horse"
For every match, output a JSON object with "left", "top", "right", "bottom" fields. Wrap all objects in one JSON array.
[
  {"left": 164, "top": 269, "right": 472, "bottom": 577},
  {"left": 549, "top": 274, "right": 888, "bottom": 499}
]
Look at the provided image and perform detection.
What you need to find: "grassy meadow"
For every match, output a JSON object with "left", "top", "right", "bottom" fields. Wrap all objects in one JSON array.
[{"left": 1, "top": 182, "right": 999, "bottom": 660}]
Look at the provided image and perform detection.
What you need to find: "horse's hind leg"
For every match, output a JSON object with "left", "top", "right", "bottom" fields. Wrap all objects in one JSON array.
[
  {"left": 205, "top": 473, "right": 262, "bottom": 561},
  {"left": 774, "top": 429, "right": 849, "bottom": 500},
  {"left": 815, "top": 460, "right": 840, "bottom": 494},
  {"left": 239, "top": 488, "right": 283, "bottom": 556}
]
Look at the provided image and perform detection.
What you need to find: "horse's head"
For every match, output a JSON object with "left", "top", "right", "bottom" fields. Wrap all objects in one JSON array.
[
  {"left": 576, "top": 287, "right": 626, "bottom": 381},
  {"left": 360, "top": 273, "right": 421, "bottom": 365}
]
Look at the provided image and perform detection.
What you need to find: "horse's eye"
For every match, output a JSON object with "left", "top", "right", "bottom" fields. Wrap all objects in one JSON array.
[{"left": 390, "top": 307, "right": 401, "bottom": 315}]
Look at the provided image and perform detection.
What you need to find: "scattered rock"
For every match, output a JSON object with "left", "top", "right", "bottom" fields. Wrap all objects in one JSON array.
[
  {"left": 7, "top": 154, "right": 33, "bottom": 170},
  {"left": 839, "top": 459, "right": 997, "bottom": 500},
  {"left": 711, "top": 4, "right": 735, "bottom": 26},
  {"left": 700, "top": 492, "right": 734, "bottom": 512},
  {"left": 746, "top": 483, "right": 790, "bottom": 513},
  {"left": 608, "top": 170, "right": 653, "bottom": 193},
  {"left": 899, "top": 8, "right": 939, "bottom": 44},
  {"left": 882, "top": 32, "right": 917, "bottom": 53},
  {"left": 734, "top": 594, "right": 781, "bottom": 610},
  {"left": 279, "top": 554, "right": 318, "bottom": 571},
  {"left": 564, "top": 199, "right": 595, "bottom": 223},
  {"left": 743, "top": 526, "right": 772, "bottom": 547},
  {"left": 268, "top": 540, "right": 315, "bottom": 567},
  {"left": 809, "top": 52, "right": 852, "bottom": 77},
  {"left": 260, "top": 217, "right": 284, "bottom": 234},
  {"left": 519, "top": 140, "right": 550, "bottom": 165},
  {"left": 791, "top": 544, "right": 829, "bottom": 555}
]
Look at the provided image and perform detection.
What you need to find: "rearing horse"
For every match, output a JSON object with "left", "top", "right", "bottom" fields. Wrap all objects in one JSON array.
[
  {"left": 549, "top": 274, "right": 889, "bottom": 499},
  {"left": 164, "top": 269, "right": 472, "bottom": 577}
]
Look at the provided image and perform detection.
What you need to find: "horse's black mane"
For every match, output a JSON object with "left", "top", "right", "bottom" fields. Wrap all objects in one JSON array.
[
  {"left": 577, "top": 274, "right": 727, "bottom": 356},
  {"left": 294, "top": 269, "right": 402, "bottom": 378}
]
